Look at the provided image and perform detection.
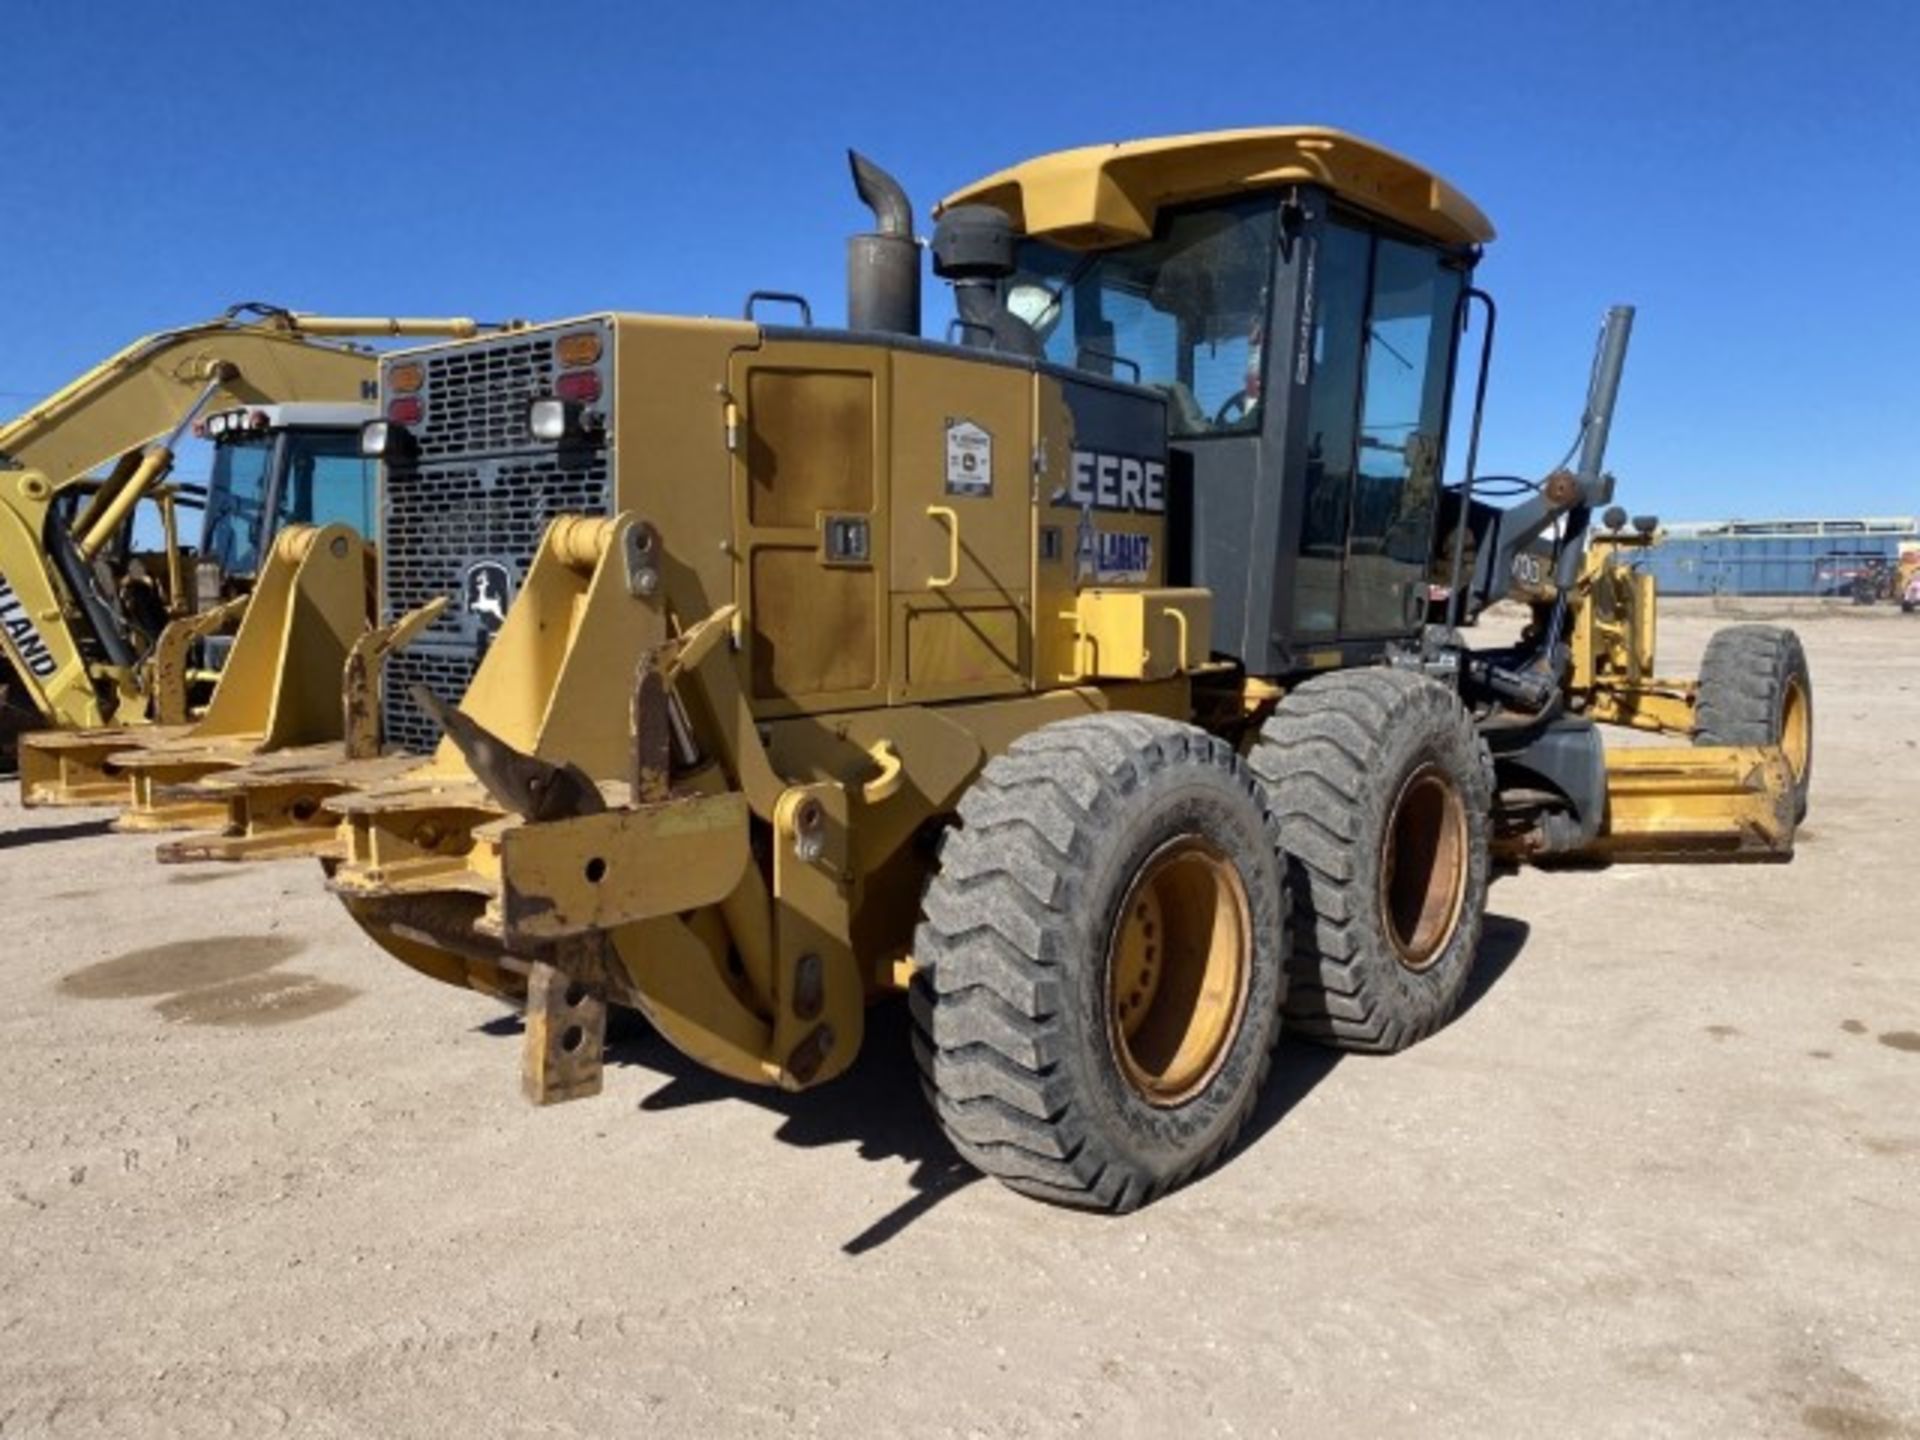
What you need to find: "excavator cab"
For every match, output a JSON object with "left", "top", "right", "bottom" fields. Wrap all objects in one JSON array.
[
  {"left": 197, "top": 403, "right": 375, "bottom": 598},
  {"left": 942, "top": 128, "right": 1491, "bottom": 677}
]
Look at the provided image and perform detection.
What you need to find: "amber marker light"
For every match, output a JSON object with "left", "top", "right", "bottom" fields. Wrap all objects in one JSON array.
[{"left": 555, "top": 330, "right": 602, "bottom": 367}]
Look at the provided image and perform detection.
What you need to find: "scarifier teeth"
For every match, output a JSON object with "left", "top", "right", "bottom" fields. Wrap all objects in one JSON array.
[{"left": 408, "top": 683, "right": 604, "bottom": 823}]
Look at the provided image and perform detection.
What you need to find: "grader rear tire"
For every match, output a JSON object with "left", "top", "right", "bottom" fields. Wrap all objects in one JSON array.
[
  {"left": 911, "top": 714, "right": 1287, "bottom": 1211},
  {"left": 1694, "top": 624, "right": 1812, "bottom": 821},
  {"left": 1248, "top": 669, "right": 1491, "bottom": 1054}
]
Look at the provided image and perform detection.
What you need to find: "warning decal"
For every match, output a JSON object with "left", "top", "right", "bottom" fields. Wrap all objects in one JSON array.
[{"left": 945, "top": 418, "right": 993, "bottom": 497}]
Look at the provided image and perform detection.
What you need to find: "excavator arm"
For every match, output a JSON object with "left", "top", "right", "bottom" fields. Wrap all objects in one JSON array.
[{"left": 0, "top": 304, "right": 483, "bottom": 482}]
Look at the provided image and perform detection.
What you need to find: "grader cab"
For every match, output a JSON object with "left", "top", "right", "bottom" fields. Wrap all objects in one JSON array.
[{"left": 117, "top": 128, "right": 1812, "bottom": 1210}]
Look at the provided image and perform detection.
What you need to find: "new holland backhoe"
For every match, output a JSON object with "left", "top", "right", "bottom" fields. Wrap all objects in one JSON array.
[
  {"left": 123, "top": 129, "right": 1812, "bottom": 1210},
  {"left": 2, "top": 306, "right": 501, "bottom": 801}
]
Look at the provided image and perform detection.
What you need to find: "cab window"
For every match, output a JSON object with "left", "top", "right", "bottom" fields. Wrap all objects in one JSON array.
[
  {"left": 1008, "top": 196, "right": 1277, "bottom": 437},
  {"left": 278, "top": 430, "right": 374, "bottom": 534},
  {"left": 201, "top": 435, "right": 275, "bottom": 577}
]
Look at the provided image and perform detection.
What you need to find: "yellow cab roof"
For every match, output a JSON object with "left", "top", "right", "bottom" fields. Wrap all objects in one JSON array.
[{"left": 938, "top": 126, "right": 1494, "bottom": 250}]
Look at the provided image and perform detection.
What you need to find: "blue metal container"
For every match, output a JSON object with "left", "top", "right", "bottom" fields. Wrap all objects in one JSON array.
[{"left": 1632, "top": 521, "right": 1919, "bottom": 596}]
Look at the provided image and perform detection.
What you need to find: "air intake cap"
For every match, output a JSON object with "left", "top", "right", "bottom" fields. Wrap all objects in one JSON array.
[{"left": 932, "top": 205, "right": 1019, "bottom": 281}]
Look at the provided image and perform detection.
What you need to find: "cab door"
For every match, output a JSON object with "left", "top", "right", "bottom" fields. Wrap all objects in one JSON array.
[
  {"left": 1287, "top": 219, "right": 1462, "bottom": 641},
  {"left": 1340, "top": 236, "right": 1461, "bottom": 635}
]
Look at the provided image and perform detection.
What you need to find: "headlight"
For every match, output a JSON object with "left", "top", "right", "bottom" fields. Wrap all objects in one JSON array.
[
  {"left": 360, "top": 420, "right": 392, "bottom": 457},
  {"left": 528, "top": 397, "right": 570, "bottom": 442}
]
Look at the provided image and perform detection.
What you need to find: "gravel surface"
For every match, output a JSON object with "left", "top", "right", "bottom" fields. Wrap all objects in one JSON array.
[{"left": 2, "top": 601, "right": 1915, "bottom": 1438}]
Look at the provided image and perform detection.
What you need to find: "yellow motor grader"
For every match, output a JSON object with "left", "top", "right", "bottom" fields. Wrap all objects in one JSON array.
[
  {"left": 129, "top": 130, "right": 1811, "bottom": 1210},
  {"left": 3, "top": 306, "right": 500, "bottom": 803}
]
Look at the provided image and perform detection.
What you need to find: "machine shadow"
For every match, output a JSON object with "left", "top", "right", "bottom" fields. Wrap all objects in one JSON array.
[
  {"left": 1529, "top": 850, "right": 1794, "bottom": 871},
  {"left": 0, "top": 816, "right": 114, "bottom": 850},
  {"left": 605, "top": 998, "right": 977, "bottom": 1255},
  {"left": 1228, "top": 910, "right": 1531, "bottom": 1157},
  {"left": 481, "top": 912, "right": 1531, "bottom": 1251}
]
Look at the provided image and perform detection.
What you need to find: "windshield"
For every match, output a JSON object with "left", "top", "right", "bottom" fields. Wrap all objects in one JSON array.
[
  {"left": 201, "top": 435, "right": 275, "bottom": 577},
  {"left": 199, "top": 429, "right": 374, "bottom": 579},
  {"left": 1007, "top": 195, "right": 1277, "bottom": 437}
]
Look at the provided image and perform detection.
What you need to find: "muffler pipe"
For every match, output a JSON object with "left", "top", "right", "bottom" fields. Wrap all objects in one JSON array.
[{"left": 846, "top": 150, "right": 921, "bottom": 336}]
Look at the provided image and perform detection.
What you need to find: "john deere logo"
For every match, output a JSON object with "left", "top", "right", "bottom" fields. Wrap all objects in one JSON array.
[{"left": 463, "top": 561, "right": 513, "bottom": 634}]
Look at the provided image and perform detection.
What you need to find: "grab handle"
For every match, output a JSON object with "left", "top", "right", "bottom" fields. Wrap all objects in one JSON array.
[{"left": 926, "top": 505, "right": 960, "bottom": 589}]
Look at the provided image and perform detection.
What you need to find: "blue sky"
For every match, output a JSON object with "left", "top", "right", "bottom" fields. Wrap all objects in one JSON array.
[{"left": 4, "top": 0, "right": 1915, "bottom": 522}]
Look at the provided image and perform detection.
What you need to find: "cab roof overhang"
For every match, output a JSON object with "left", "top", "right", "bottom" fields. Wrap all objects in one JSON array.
[{"left": 937, "top": 126, "right": 1495, "bottom": 251}]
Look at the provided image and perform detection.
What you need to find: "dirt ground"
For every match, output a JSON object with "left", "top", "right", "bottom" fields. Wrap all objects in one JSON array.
[{"left": 1, "top": 600, "right": 1916, "bottom": 1438}]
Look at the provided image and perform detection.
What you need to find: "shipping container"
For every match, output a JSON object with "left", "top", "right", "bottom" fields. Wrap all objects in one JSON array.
[{"left": 1632, "top": 518, "right": 1920, "bottom": 596}]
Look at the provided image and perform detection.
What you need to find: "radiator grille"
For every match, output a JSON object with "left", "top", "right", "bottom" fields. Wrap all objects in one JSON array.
[
  {"left": 383, "top": 455, "right": 613, "bottom": 623},
  {"left": 381, "top": 452, "right": 613, "bottom": 754},
  {"left": 382, "top": 647, "right": 489, "bottom": 756},
  {"left": 380, "top": 323, "right": 615, "bottom": 752},
  {"left": 416, "top": 336, "right": 558, "bottom": 459}
]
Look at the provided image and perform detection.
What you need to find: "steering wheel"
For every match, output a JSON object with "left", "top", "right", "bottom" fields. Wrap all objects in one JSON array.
[{"left": 1212, "top": 390, "right": 1252, "bottom": 427}]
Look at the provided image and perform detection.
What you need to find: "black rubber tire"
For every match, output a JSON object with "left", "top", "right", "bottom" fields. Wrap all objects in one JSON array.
[
  {"left": 1247, "top": 669, "right": 1492, "bottom": 1054},
  {"left": 910, "top": 713, "right": 1287, "bottom": 1212},
  {"left": 1693, "top": 624, "right": 1812, "bottom": 822}
]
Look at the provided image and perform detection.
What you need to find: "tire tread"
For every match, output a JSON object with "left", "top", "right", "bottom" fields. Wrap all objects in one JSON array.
[
  {"left": 1250, "top": 669, "right": 1490, "bottom": 1054},
  {"left": 913, "top": 714, "right": 1283, "bottom": 1211}
]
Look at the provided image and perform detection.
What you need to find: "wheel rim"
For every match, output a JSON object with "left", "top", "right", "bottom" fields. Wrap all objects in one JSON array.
[
  {"left": 1780, "top": 675, "right": 1811, "bottom": 784},
  {"left": 1379, "top": 763, "right": 1469, "bottom": 972},
  {"left": 1106, "top": 837, "right": 1252, "bottom": 1108}
]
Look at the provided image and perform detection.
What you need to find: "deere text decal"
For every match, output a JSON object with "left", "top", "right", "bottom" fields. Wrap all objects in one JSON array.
[{"left": 1054, "top": 450, "right": 1166, "bottom": 514}]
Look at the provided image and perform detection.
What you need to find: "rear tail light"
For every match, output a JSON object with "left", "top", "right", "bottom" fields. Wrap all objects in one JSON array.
[
  {"left": 554, "top": 370, "right": 601, "bottom": 404},
  {"left": 387, "top": 395, "right": 424, "bottom": 424}
]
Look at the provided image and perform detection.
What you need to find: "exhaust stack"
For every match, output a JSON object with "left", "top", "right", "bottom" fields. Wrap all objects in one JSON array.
[{"left": 846, "top": 151, "right": 921, "bottom": 336}]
